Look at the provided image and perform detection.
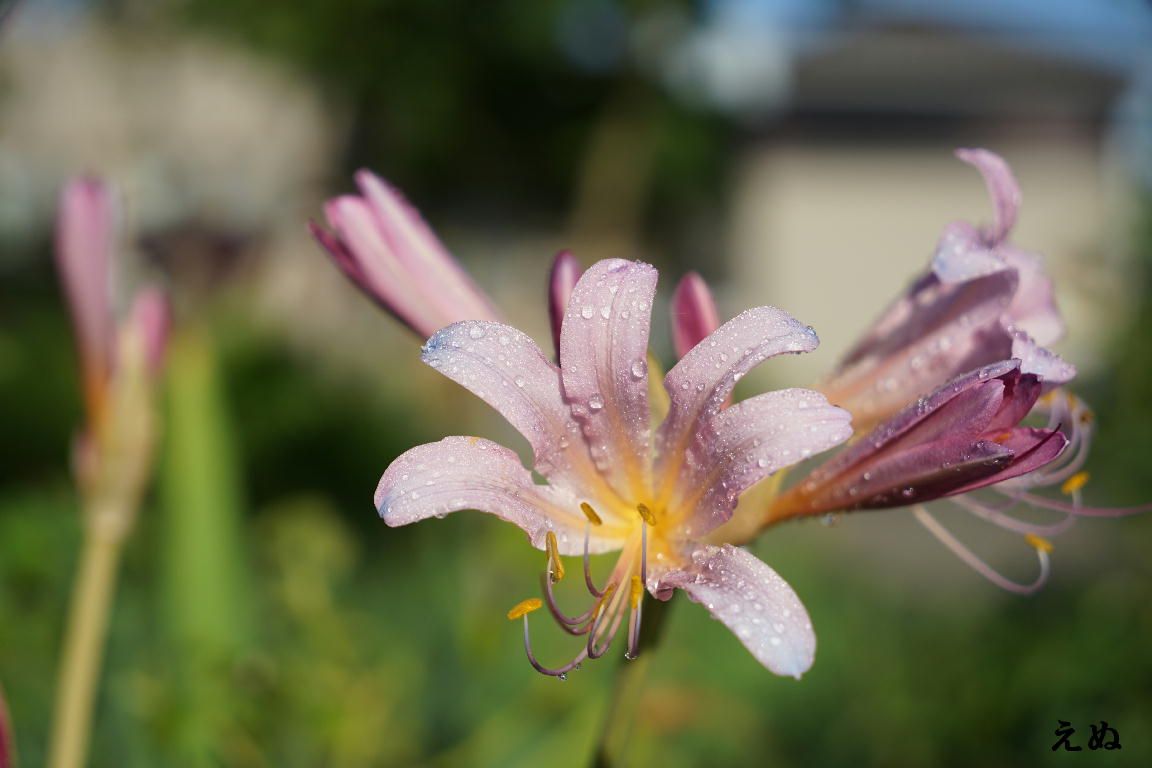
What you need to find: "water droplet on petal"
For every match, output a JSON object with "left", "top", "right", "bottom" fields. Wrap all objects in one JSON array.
[
  {"left": 468, "top": 325, "right": 485, "bottom": 340},
  {"left": 600, "top": 306, "right": 611, "bottom": 319},
  {"left": 514, "top": 376, "right": 526, "bottom": 388},
  {"left": 631, "top": 359, "right": 647, "bottom": 379},
  {"left": 557, "top": 672, "right": 568, "bottom": 682},
  {"left": 581, "top": 305, "right": 595, "bottom": 319},
  {"left": 588, "top": 394, "right": 605, "bottom": 411}
]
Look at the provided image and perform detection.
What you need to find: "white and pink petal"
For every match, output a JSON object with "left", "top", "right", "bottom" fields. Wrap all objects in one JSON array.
[
  {"left": 677, "top": 389, "right": 852, "bottom": 536},
  {"left": 659, "top": 306, "right": 819, "bottom": 474},
  {"left": 560, "top": 259, "right": 658, "bottom": 500},
  {"left": 658, "top": 544, "right": 816, "bottom": 679},
  {"left": 375, "top": 436, "right": 620, "bottom": 555},
  {"left": 421, "top": 320, "right": 609, "bottom": 498}
]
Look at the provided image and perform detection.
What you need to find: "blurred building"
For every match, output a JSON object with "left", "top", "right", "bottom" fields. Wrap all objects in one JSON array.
[{"left": 674, "top": 0, "right": 1152, "bottom": 382}]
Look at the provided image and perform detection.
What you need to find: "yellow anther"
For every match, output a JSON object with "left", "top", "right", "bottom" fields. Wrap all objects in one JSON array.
[
  {"left": 506, "top": 598, "right": 543, "bottom": 620},
  {"left": 1061, "top": 472, "right": 1090, "bottom": 496},
  {"left": 580, "top": 502, "right": 603, "bottom": 526},
  {"left": 595, "top": 583, "right": 617, "bottom": 617},
  {"left": 636, "top": 503, "right": 657, "bottom": 526},
  {"left": 1025, "top": 534, "right": 1054, "bottom": 554},
  {"left": 992, "top": 431, "right": 1014, "bottom": 445},
  {"left": 630, "top": 575, "right": 644, "bottom": 608},
  {"left": 1078, "top": 409, "right": 1094, "bottom": 425},
  {"left": 545, "top": 531, "right": 565, "bottom": 582}
]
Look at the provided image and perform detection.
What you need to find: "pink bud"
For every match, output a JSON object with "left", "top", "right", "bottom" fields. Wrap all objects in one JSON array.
[
  {"left": 56, "top": 176, "right": 115, "bottom": 414},
  {"left": 548, "top": 250, "right": 582, "bottom": 360},
  {"left": 670, "top": 272, "right": 720, "bottom": 360}
]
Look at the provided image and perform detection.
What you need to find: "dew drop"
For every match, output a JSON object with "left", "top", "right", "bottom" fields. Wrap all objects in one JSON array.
[
  {"left": 588, "top": 394, "right": 605, "bottom": 411},
  {"left": 557, "top": 673, "right": 568, "bottom": 682},
  {"left": 514, "top": 376, "right": 526, "bottom": 388},
  {"left": 631, "top": 359, "right": 647, "bottom": 379},
  {"left": 600, "top": 306, "right": 611, "bottom": 319},
  {"left": 468, "top": 325, "right": 486, "bottom": 340},
  {"left": 581, "top": 305, "right": 595, "bottom": 319}
]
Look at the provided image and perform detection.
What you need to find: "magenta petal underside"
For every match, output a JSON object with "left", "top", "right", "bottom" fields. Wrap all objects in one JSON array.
[
  {"left": 670, "top": 272, "right": 721, "bottom": 360},
  {"left": 946, "top": 428, "right": 1068, "bottom": 496},
  {"left": 681, "top": 389, "right": 852, "bottom": 535},
  {"left": 421, "top": 321, "right": 603, "bottom": 494},
  {"left": 820, "top": 360, "right": 1020, "bottom": 481},
  {"left": 659, "top": 306, "right": 819, "bottom": 476},
  {"left": 659, "top": 544, "right": 815, "bottom": 679},
  {"left": 841, "top": 437, "right": 1014, "bottom": 510},
  {"left": 560, "top": 259, "right": 658, "bottom": 500},
  {"left": 375, "top": 436, "right": 615, "bottom": 555}
]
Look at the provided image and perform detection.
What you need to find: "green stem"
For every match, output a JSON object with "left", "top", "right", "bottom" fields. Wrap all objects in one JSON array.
[
  {"left": 590, "top": 597, "right": 674, "bottom": 768},
  {"left": 47, "top": 520, "right": 125, "bottom": 768}
]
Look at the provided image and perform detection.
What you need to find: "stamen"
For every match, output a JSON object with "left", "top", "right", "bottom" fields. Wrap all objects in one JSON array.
[
  {"left": 580, "top": 502, "right": 603, "bottom": 526},
  {"left": 521, "top": 616, "right": 588, "bottom": 678},
  {"left": 1061, "top": 472, "right": 1089, "bottom": 496},
  {"left": 583, "top": 523, "right": 606, "bottom": 598},
  {"left": 913, "top": 506, "right": 1049, "bottom": 595},
  {"left": 1025, "top": 533, "right": 1053, "bottom": 553},
  {"left": 507, "top": 598, "right": 543, "bottom": 620},
  {"left": 541, "top": 573, "right": 597, "bottom": 632},
  {"left": 546, "top": 531, "right": 565, "bottom": 583},
  {"left": 629, "top": 575, "right": 644, "bottom": 609},
  {"left": 636, "top": 503, "right": 657, "bottom": 526}
]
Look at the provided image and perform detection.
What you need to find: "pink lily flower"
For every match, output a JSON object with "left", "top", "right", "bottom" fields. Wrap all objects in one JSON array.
[
  {"left": 820, "top": 149, "right": 1074, "bottom": 431},
  {"left": 375, "top": 259, "right": 853, "bottom": 677},
  {"left": 56, "top": 177, "right": 170, "bottom": 521},
  {"left": 310, "top": 170, "right": 502, "bottom": 338}
]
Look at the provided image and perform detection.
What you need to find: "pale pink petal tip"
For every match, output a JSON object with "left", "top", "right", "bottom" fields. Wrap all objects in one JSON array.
[
  {"left": 128, "top": 287, "right": 171, "bottom": 377},
  {"left": 671, "top": 272, "right": 721, "bottom": 360},
  {"left": 374, "top": 436, "right": 608, "bottom": 555},
  {"left": 56, "top": 175, "right": 116, "bottom": 376},
  {"left": 662, "top": 545, "right": 816, "bottom": 678},
  {"left": 1011, "top": 330, "right": 1076, "bottom": 387},
  {"left": 548, "top": 250, "right": 582, "bottom": 359},
  {"left": 955, "top": 147, "right": 1020, "bottom": 245}
]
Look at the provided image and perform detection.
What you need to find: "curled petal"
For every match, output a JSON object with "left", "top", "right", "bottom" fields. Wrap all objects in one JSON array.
[
  {"left": 660, "top": 544, "right": 815, "bottom": 679},
  {"left": 659, "top": 307, "right": 819, "bottom": 477},
  {"left": 421, "top": 321, "right": 610, "bottom": 500},
  {"left": 670, "top": 272, "right": 721, "bottom": 360},
  {"left": 560, "top": 259, "right": 658, "bottom": 500},
  {"left": 375, "top": 437, "right": 620, "bottom": 555},
  {"left": 548, "top": 250, "right": 582, "bottom": 360},
  {"left": 56, "top": 176, "right": 115, "bottom": 406},
  {"left": 955, "top": 148, "right": 1020, "bottom": 245},
  {"left": 679, "top": 390, "right": 852, "bottom": 535}
]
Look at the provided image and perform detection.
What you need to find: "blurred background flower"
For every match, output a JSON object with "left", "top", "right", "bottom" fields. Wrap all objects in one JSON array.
[{"left": 1, "top": 1, "right": 1150, "bottom": 766}]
